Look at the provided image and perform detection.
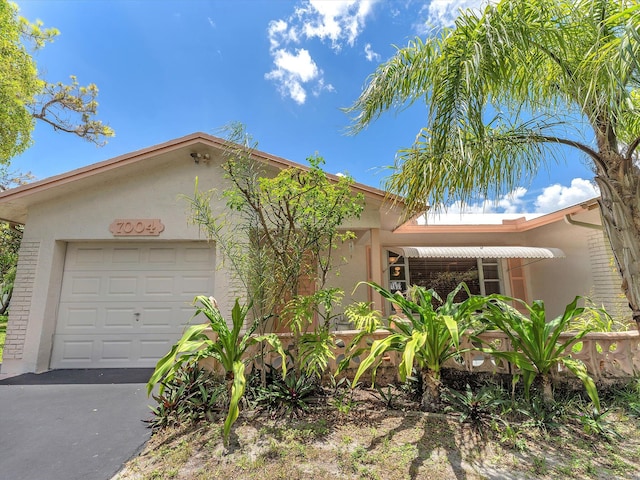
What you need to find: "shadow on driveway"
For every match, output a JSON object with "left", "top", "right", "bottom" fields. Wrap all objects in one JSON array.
[{"left": 0, "top": 369, "right": 154, "bottom": 480}]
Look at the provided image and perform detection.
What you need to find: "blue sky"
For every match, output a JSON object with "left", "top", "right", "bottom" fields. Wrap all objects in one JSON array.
[{"left": 12, "top": 0, "right": 597, "bottom": 214}]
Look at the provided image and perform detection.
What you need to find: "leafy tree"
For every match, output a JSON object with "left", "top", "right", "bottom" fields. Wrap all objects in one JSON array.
[
  {"left": 0, "top": 222, "right": 21, "bottom": 315},
  {"left": 0, "top": 1, "right": 113, "bottom": 163},
  {"left": 186, "top": 123, "right": 364, "bottom": 327},
  {"left": 0, "top": 170, "right": 33, "bottom": 315},
  {"left": 346, "top": 0, "right": 640, "bottom": 327}
]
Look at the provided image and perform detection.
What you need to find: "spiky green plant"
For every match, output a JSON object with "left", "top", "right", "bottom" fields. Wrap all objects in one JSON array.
[
  {"left": 346, "top": 282, "right": 487, "bottom": 411},
  {"left": 477, "top": 295, "right": 600, "bottom": 411},
  {"left": 147, "top": 296, "right": 286, "bottom": 445}
]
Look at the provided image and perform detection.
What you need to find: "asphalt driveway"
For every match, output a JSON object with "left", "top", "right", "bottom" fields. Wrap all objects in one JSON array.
[{"left": 0, "top": 369, "right": 154, "bottom": 480}]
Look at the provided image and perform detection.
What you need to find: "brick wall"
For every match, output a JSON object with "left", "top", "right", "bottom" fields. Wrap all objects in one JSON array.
[{"left": 3, "top": 241, "right": 39, "bottom": 360}]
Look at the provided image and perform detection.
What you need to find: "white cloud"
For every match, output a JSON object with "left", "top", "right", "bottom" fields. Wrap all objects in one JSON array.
[
  {"left": 266, "top": 0, "right": 378, "bottom": 103},
  {"left": 420, "top": 0, "right": 490, "bottom": 30},
  {"left": 312, "top": 78, "right": 335, "bottom": 97},
  {"left": 273, "top": 48, "right": 318, "bottom": 82},
  {"left": 267, "top": 19, "right": 299, "bottom": 50},
  {"left": 364, "top": 43, "right": 380, "bottom": 62},
  {"left": 440, "top": 187, "right": 528, "bottom": 215},
  {"left": 265, "top": 48, "right": 320, "bottom": 104},
  {"left": 534, "top": 178, "right": 599, "bottom": 213},
  {"left": 427, "top": 178, "right": 599, "bottom": 217},
  {"left": 297, "top": 0, "right": 376, "bottom": 49},
  {"left": 207, "top": 17, "right": 216, "bottom": 28}
]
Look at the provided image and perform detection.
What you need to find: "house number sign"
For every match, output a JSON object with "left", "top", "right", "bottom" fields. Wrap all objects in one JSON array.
[{"left": 109, "top": 219, "right": 165, "bottom": 236}]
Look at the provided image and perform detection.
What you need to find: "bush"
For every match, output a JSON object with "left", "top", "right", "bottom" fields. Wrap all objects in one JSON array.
[
  {"left": 253, "top": 366, "right": 320, "bottom": 418},
  {"left": 148, "top": 361, "right": 227, "bottom": 429}
]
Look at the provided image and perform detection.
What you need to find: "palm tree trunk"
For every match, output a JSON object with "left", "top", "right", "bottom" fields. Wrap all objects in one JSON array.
[
  {"left": 595, "top": 165, "right": 640, "bottom": 331},
  {"left": 421, "top": 369, "right": 441, "bottom": 412}
]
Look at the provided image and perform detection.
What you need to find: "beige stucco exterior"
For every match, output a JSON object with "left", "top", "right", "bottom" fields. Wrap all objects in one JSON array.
[
  {"left": 389, "top": 203, "right": 626, "bottom": 318},
  {"left": 0, "top": 133, "right": 627, "bottom": 374}
]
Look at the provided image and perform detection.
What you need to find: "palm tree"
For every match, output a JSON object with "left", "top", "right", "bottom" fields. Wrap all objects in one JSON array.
[{"left": 346, "top": 0, "right": 640, "bottom": 327}]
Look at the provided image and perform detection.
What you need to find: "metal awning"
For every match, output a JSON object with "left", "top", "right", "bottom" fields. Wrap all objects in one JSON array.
[{"left": 396, "top": 246, "right": 565, "bottom": 259}]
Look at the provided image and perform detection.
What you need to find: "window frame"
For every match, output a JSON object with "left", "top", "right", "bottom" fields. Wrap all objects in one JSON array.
[{"left": 385, "top": 249, "right": 505, "bottom": 298}]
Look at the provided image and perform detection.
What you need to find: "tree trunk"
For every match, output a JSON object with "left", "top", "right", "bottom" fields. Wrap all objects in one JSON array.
[
  {"left": 421, "top": 369, "right": 441, "bottom": 412},
  {"left": 594, "top": 162, "right": 640, "bottom": 331},
  {"left": 540, "top": 374, "right": 554, "bottom": 406}
]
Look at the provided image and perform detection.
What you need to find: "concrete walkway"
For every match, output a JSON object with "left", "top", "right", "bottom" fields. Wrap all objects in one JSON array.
[{"left": 0, "top": 369, "right": 153, "bottom": 480}]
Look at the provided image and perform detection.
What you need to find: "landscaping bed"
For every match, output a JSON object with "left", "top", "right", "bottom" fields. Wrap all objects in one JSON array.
[{"left": 115, "top": 378, "right": 640, "bottom": 480}]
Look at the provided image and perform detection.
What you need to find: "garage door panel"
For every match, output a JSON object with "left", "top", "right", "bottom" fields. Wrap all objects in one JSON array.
[
  {"left": 112, "top": 247, "right": 141, "bottom": 264},
  {"left": 67, "top": 276, "right": 102, "bottom": 296},
  {"left": 57, "top": 303, "right": 198, "bottom": 333},
  {"left": 101, "top": 340, "right": 133, "bottom": 361},
  {"left": 108, "top": 276, "right": 139, "bottom": 295},
  {"left": 181, "top": 275, "right": 214, "bottom": 295},
  {"left": 52, "top": 335, "right": 179, "bottom": 368},
  {"left": 104, "top": 307, "right": 137, "bottom": 328},
  {"left": 74, "top": 247, "right": 105, "bottom": 265},
  {"left": 145, "top": 276, "right": 174, "bottom": 295},
  {"left": 139, "top": 339, "right": 175, "bottom": 361},
  {"left": 148, "top": 247, "right": 177, "bottom": 263},
  {"left": 57, "top": 340, "right": 94, "bottom": 361},
  {"left": 138, "top": 307, "right": 175, "bottom": 327},
  {"left": 184, "top": 246, "right": 214, "bottom": 263},
  {"left": 62, "top": 276, "right": 211, "bottom": 301},
  {"left": 51, "top": 242, "right": 215, "bottom": 369},
  {"left": 65, "top": 307, "right": 99, "bottom": 328}
]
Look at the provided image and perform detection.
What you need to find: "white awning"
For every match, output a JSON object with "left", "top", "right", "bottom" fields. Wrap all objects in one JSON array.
[{"left": 396, "top": 246, "right": 565, "bottom": 259}]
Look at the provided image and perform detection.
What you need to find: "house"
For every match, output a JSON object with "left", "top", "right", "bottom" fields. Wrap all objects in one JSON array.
[{"left": 0, "top": 133, "right": 627, "bottom": 375}]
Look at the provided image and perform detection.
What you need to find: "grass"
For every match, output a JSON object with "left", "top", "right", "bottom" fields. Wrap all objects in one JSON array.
[
  {"left": 0, "top": 314, "right": 7, "bottom": 363},
  {"left": 113, "top": 387, "right": 640, "bottom": 480}
]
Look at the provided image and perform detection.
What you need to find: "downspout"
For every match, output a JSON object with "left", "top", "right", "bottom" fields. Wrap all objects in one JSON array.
[{"left": 564, "top": 213, "right": 603, "bottom": 230}]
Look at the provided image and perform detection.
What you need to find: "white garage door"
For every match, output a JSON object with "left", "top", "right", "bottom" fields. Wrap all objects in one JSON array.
[{"left": 50, "top": 242, "right": 215, "bottom": 368}]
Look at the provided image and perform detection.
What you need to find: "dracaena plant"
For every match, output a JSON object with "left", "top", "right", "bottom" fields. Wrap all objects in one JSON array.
[
  {"left": 147, "top": 296, "right": 286, "bottom": 445},
  {"left": 476, "top": 295, "right": 600, "bottom": 411},
  {"left": 345, "top": 282, "right": 487, "bottom": 411},
  {"left": 282, "top": 287, "right": 344, "bottom": 378}
]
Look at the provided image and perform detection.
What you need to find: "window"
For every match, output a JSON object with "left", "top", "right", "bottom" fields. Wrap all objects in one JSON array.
[{"left": 387, "top": 250, "right": 503, "bottom": 302}]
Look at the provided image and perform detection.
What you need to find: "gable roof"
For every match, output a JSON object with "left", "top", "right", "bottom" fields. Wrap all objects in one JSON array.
[{"left": 0, "top": 132, "right": 393, "bottom": 223}]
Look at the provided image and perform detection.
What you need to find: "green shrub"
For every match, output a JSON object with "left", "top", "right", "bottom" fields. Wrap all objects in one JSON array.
[
  {"left": 254, "top": 366, "right": 319, "bottom": 417},
  {"left": 148, "top": 361, "right": 226, "bottom": 429},
  {"left": 442, "top": 383, "right": 509, "bottom": 431},
  {"left": 476, "top": 295, "right": 600, "bottom": 411},
  {"left": 342, "top": 282, "right": 488, "bottom": 411},
  {"left": 147, "top": 296, "right": 287, "bottom": 445}
]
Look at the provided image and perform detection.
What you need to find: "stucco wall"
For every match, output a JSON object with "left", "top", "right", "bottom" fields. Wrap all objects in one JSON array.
[{"left": 524, "top": 220, "right": 594, "bottom": 317}]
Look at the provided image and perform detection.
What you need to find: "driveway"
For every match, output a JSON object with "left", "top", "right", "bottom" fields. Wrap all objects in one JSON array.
[{"left": 0, "top": 369, "right": 153, "bottom": 480}]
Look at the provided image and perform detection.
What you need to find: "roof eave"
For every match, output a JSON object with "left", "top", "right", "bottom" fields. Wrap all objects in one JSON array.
[{"left": 0, "top": 132, "right": 393, "bottom": 210}]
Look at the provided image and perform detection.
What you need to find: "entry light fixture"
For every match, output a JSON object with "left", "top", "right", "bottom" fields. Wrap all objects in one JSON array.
[{"left": 190, "top": 152, "right": 211, "bottom": 164}]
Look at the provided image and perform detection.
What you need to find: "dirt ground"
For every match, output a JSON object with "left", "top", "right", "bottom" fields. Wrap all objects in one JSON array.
[{"left": 114, "top": 389, "right": 640, "bottom": 480}]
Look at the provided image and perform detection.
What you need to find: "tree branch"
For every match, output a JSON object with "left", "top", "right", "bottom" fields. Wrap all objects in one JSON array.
[
  {"left": 625, "top": 136, "right": 640, "bottom": 163},
  {"left": 536, "top": 135, "right": 607, "bottom": 172}
]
